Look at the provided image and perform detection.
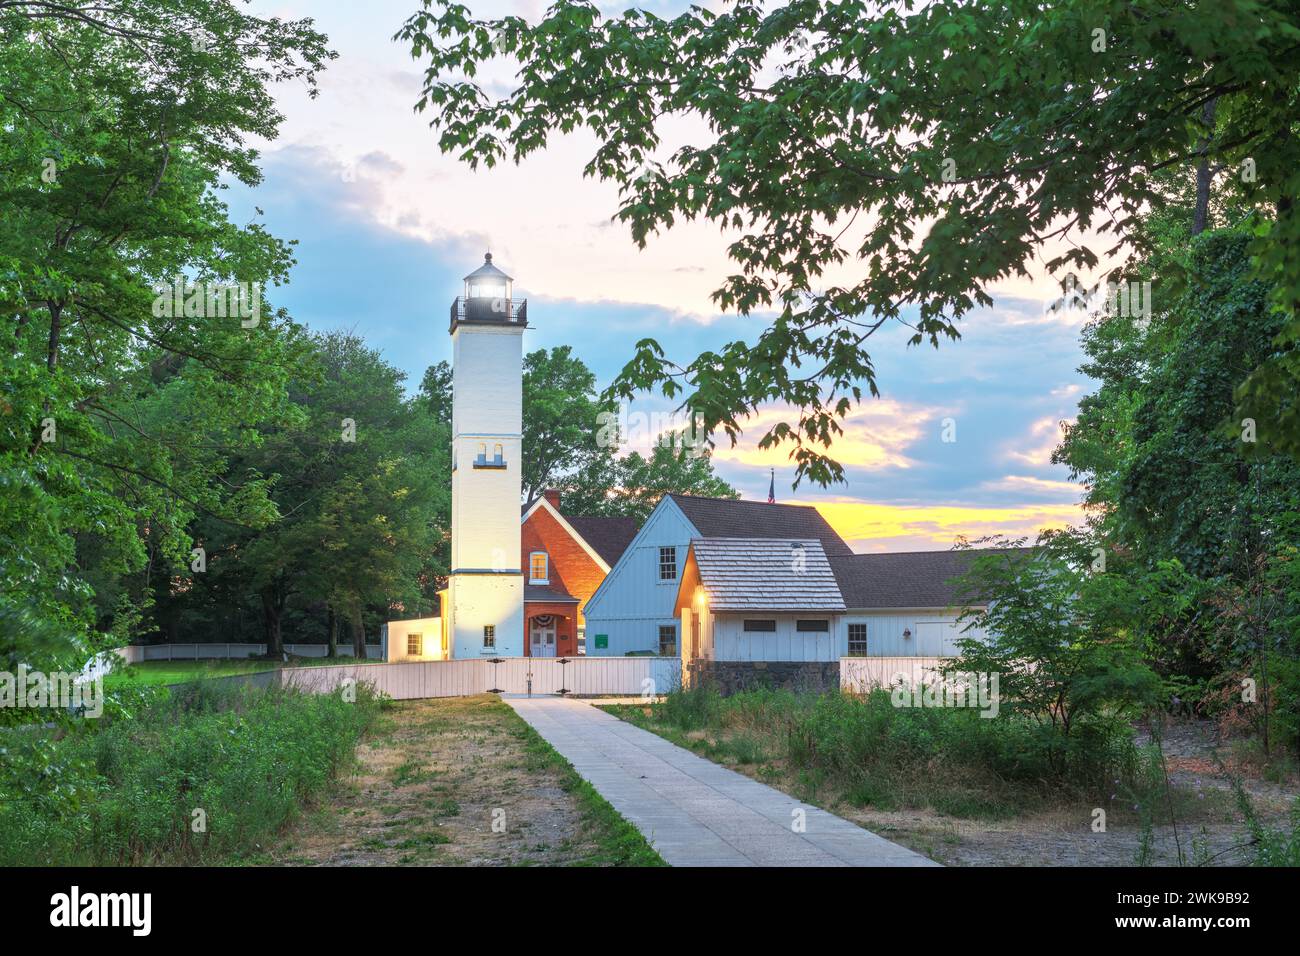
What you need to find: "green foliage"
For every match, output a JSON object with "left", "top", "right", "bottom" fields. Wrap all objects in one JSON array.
[
  {"left": 399, "top": 0, "right": 1300, "bottom": 480},
  {"left": 0, "top": 682, "right": 378, "bottom": 865},
  {"left": 0, "top": 1, "right": 333, "bottom": 669},
  {"left": 1056, "top": 224, "right": 1300, "bottom": 744},
  {"left": 153, "top": 332, "right": 448, "bottom": 654},
  {"left": 952, "top": 533, "right": 1166, "bottom": 746},
  {"left": 1233, "top": 783, "right": 1300, "bottom": 867},
  {"left": 562, "top": 431, "right": 738, "bottom": 521}
]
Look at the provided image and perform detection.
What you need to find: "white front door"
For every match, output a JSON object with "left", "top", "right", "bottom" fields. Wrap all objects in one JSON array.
[{"left": 530, "top": 620, "right": 556, "bottom": 657}]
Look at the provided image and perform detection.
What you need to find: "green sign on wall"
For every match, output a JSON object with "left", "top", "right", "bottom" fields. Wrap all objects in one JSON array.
[{"left": 594, "top": 634, "right": 608, "bottom": 649}]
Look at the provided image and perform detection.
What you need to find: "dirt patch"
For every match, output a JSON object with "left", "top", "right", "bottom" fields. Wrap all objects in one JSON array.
[{"left": 263, "top": 695, "right": 619, "bottom": 866}]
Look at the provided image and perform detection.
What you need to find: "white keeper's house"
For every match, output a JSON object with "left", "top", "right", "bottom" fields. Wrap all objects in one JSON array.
[{"left": 382, "top": 255, "right": 1007, "bottom": 691}]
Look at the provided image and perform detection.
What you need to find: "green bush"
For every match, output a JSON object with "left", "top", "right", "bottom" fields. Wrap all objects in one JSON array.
[{"left": 0, "top": 681, "right": 379, "bottom": 865}]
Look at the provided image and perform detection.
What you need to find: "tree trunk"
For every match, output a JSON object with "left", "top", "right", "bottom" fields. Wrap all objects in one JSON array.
[
  {"left": 350, "top": 601, "right": 366, "bottom": 661},
  {"left": 1191, "top": 97, "right": 1219, "bottom": 236},
  {"left": 327, "top": 605, "right": 338, "bottom": 658},
  {"left": 261, "top": 587, "right": 284, "bottom": 659}
]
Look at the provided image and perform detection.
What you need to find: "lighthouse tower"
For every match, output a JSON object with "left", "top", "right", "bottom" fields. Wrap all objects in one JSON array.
[{"left": 445, "top": 254, "right": 528, "bottom": 657}]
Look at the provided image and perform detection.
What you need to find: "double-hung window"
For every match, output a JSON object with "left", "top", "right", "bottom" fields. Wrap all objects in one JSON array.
[{"left": 658, "top": 546, "right": 677, "bottom": 581}]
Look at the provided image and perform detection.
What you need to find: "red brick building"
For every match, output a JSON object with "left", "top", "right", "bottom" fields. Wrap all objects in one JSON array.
[{"left": 520, "top": 490, "right": 637, "bottom": 657}]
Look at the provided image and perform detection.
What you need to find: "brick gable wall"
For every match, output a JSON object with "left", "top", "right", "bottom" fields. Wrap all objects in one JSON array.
[{"left": 521, "top": 505, "right": 608, "bottom": 644}]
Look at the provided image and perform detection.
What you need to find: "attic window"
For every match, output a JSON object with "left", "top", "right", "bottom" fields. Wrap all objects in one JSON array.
[
  {"left": 529, "top": 552, "right": 549, "bottom": 584},
  {"left": 658, "top": 546, "right": 677, "bottom": 581}
]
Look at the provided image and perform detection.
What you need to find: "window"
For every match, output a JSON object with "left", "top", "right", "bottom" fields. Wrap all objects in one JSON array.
[
  {"left": 407, "top": 633, "right": 423, "bottom": 656},
  {"left": 577, "top": 626, "right": 587, "bottom": 656},
  {"left": 743, "top": 619, "right": 777, "bottom": 632},
  {"left": 796, "top": 619, "right": 829, "bottom": 633},
  {"left": 848, "top": 623, "right": 868, "bottom": 656},
  {"left": 473, "top": 442, "right": 506, "bottom": 469},
  {"left": 658, "top": 546, "right": 677, "bottom": 581},
  {"left": 529, "top": 551, "right": 549, "bottom": 584},
  {"left": 658, "top": 624, "right": 677, "bottom": 657},
  {"left": 483, "top": 625, "right": 495, "bottom": 648}
]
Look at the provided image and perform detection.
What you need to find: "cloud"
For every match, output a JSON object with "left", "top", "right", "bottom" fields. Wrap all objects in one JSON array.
[
  {"left": 710, "top": 399, "right": 945, "bottom": 471},
  {"left": 811, "top": 498, "right": 1085, "bottom": 553},
  {"left": 1005, "top": 416, "right": 1070, "bottom": 467},
  {"left": 978, "top": 475, "right": 1086, "bottom": 499}
]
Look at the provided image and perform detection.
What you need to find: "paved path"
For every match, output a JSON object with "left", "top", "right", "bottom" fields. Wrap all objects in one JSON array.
[{"left": 505, "top": 695, "right": 937, "bottom": 867}]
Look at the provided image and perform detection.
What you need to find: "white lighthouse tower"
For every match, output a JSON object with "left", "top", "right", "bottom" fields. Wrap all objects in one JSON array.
[{"left": 445, "top": 254, "right": 527, "bottom": 657}]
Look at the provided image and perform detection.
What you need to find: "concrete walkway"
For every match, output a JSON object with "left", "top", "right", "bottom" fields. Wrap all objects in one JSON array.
[{"left": 505, "top": 695, "right": 937, "bottom": 867}]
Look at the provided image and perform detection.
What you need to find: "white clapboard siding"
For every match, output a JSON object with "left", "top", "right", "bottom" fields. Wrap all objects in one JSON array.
[
  {"left": 840, "top": 656, "right": 947, "bottom": 693},
  {"left": 582, "top": 498, "right": 698, "bottom": 656}
]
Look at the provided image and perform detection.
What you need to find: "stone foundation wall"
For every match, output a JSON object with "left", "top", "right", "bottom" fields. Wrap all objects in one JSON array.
[{"left": 687, "top": 659, "right": 840, "bottom": 696}]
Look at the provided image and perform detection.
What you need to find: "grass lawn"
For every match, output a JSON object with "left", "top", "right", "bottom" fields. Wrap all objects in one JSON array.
[
  {"left": 260, "top": 694, "right": 665, "bottom": 867},
  {"left": 102, "top": 655, "right": 384, "bottom": 690}
]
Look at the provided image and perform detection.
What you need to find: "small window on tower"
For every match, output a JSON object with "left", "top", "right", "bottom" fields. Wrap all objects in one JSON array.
[
  {"left": 473, "top": 441, "right": 506, "bottom": 469},
  {"left": 483, "top": 625, "right": 495, "bottom": 648}
]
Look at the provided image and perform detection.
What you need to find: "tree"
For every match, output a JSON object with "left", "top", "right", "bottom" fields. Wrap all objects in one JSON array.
[
  {"left": 1, "top": 1, "right": 332, "bottom": 668},
  {"left": 172, "top": 333, "right": 448, "bottom": 657},
  {"left": 952, "top": 532, "right": 1170, "bottom": 771},
  {"left": 399, "top": 0, "right": 1300, "bottom": 479},
  {"left": 561, "top": 432, "right": 738, "bottom": 522}
]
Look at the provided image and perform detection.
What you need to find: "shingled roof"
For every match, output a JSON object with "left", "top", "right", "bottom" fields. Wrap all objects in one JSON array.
[
  {"left": 564, "top": 515, "right": 640, "bottom": 567},
  {"left": 830, "top": 549, "right": 1018, "bottom": 609},
  {"left": 669, "top": 494, "right": 853, "bottom": 557},
  {"left": 688, "top": 538, "right": 846, "bottom": 612}
]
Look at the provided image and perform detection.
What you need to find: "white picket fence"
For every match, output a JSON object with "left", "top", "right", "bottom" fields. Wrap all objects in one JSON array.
[
  {"left": 840, "top": 657, "right": 947, "bottom": 693},
  {"left": 253, "top": 656, "right": 682, "bottom": 700}
]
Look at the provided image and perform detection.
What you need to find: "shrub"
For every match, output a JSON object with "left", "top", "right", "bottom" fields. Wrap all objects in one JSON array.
[{"left": 0, "top": 681, "right": 379, "bottom": 865}]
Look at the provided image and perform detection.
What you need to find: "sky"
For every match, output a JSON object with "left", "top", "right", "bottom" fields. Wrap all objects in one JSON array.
[{"left": 231, "top": 0, "right": 1098, "bottom": 553}]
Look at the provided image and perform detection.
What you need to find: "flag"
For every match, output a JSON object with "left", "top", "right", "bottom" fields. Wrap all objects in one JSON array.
[{"left": 767, "top": 468, "right": 775, "bottom": 504}]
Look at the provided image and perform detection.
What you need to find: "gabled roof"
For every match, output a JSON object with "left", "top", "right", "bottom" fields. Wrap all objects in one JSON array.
[
  {"left": 830, "top": 548, "right": 1022, "bottom": 609},
  {"left": 668, "top": 494, "right": 853, "bottom": 557},
  {"left": 520, "top": 497, "right": 626, "bottom": 573},
  {"left": 564, "top": 515, "right": 639, "bottom": 567},
  {"left": 686, "top": 538, "right": 846, "bottom": 613}
]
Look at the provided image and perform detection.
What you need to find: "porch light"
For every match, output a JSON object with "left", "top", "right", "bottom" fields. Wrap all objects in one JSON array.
[{"left": 903, "top": 628, "right": 912, "bottom": 640}]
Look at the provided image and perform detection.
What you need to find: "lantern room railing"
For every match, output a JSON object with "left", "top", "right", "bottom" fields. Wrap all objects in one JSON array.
[{"left": 449, "top": 296, "right": 527, "bottom": 326}]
